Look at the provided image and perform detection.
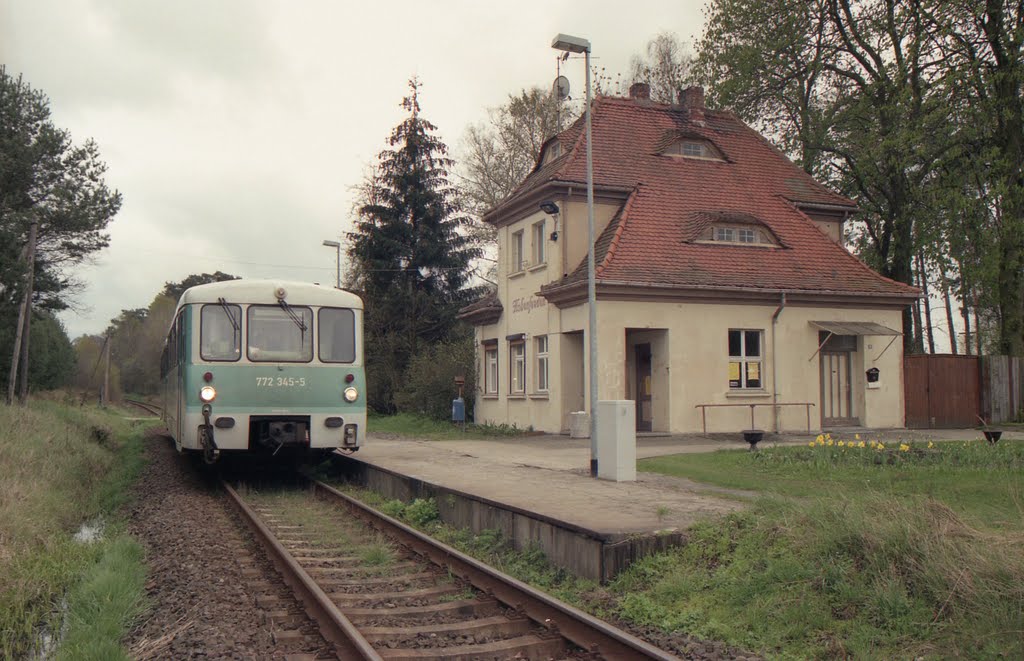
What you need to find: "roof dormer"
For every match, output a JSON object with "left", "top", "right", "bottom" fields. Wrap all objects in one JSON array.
[
  {"left": 541, "top": 141, "right": 562, "bottom": 165},
  {"left": 686, "top": 211, "right": 784, "bottom": 247},
  {"left": 663, "top": 138, "right": 724, "bottom": 161}
]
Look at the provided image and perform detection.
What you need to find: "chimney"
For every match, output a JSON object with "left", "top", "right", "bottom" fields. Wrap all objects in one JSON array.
[
  {"left": 628, "top": 82, "right": 651, "bottom": 100},
  {"left": 679, "top": 86, "right": 706, "bottom": 124}
]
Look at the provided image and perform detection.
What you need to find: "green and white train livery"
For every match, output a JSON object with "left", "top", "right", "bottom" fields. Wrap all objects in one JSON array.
[{"left": 160, "top": 279, "right": 365, "bottom": 463}]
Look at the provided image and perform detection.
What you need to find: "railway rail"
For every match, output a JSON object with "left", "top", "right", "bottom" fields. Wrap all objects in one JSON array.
[
  {"left": 223, "top": 475, "right": 678, "bottom": 660},
  {"left": 124, "top": 398, "right": 162, "bottom": 417}
]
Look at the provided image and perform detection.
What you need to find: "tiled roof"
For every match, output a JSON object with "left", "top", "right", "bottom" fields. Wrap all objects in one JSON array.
[
  {"left": 510, "top": 95, "right": 919, "bottom": 300},
  {"left": 457, "top": 289, "right": 502, "bottom": 324}
]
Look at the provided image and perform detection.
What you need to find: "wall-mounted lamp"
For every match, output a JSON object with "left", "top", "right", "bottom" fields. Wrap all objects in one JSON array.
[{"left": 540, "top": 201, "right": 560, "bottom": 241}]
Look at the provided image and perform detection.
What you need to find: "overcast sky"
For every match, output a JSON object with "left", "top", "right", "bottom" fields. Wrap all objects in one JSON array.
[{"left": 1, "top": 0, "right": 706, "bottom": 338}]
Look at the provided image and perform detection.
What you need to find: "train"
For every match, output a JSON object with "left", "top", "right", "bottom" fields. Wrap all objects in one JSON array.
[{"left": 160, "top": 279, "right": 365, "bottom": 463}]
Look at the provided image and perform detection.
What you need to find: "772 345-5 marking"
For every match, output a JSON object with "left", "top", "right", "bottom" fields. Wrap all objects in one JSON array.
[{"left": 255, "top": 377, "right": 308, "bottom": 387}]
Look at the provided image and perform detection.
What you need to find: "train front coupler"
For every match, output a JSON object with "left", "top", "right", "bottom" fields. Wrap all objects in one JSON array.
[{"left": 201, "top": 404, "right": 220, "bottom": 464}]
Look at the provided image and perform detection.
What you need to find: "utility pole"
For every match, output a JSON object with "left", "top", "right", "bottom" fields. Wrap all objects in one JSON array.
[
  {"left": 6, "top": 221, "right": 38, "bottom": 406},
  {"left": 102, "top": 335, "right": 110, "bottom": 407}
]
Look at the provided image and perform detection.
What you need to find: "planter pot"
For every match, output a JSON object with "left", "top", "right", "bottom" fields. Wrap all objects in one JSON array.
[
  {"left": 983, "top": 430, "right": 1002, "bottom": 443},
  {"left": 742, "top": 429, "right": 765, "bottom": 450}
]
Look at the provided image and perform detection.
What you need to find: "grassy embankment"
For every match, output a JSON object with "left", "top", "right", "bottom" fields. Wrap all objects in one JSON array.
[
  {"left": 0, "top": 398, "right": 147, "bottom": 660},
  {"left": 346, "top": 421, "right": 1024, "bottom": 659},
  {"left": 368, "top": 410, "right": 524, "bottom": 439}
]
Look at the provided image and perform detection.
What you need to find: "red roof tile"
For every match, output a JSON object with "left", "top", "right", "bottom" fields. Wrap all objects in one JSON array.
[{"left": 507, "top": 95, "right": 919, "bottom": 300}]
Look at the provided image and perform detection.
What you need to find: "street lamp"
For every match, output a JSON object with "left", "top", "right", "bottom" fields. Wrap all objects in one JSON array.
[
  {"left": 552, "top": 33, "right": 598, "bottom": 477},
  {"left": 322, "top": 240, "right": 340, "bottom": 288}
]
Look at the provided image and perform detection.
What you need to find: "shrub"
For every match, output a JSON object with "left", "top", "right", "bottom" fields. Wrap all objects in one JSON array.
[{"left": 393, "top": 332, "right": 476, "bottom": 421}]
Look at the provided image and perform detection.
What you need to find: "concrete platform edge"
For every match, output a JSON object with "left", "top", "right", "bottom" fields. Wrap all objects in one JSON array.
[{"left": 333, "top": 453, "right": 686, "bottom": 582}]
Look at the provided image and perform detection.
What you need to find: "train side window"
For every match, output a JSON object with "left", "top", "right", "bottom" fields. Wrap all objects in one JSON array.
[
  {"left": 201, "top": 304, "right": 242, "bottom": 361},
  {"left": 318, "top": 308, "right": 355, "bottom": 363}
]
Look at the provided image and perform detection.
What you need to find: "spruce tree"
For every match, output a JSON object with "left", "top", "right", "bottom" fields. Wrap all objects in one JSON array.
[{"left": 348, "top": 79, "right": 480, "bottom": 412}]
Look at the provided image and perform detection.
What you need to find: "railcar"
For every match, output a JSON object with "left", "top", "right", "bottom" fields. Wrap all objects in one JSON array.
[{"left": 160, "top": 279, "right": 365, "bottom": 463}]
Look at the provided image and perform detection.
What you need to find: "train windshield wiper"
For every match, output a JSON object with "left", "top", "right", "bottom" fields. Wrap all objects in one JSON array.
[
  {"left": 217, "top": 297, "right": 240, "bottom": 339},
  {"left": 278, "top": 299, "right": 308, "bottom": 338}
]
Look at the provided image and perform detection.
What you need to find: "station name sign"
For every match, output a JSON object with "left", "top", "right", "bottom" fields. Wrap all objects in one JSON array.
[{"left": 511, "top": 296, "right": 546, "bottom": 314}]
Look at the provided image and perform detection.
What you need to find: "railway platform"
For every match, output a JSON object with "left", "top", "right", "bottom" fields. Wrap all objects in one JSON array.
[{"left": 329, "top": 427, "right": 1013, "bottom": 582}]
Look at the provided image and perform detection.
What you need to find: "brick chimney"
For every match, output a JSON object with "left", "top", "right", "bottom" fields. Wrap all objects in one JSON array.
[
  {"left": 628, "top": 82, "right": 651, "bottom": 100},
  {"left": 679, "top": 86, "right": 706, "bottom": 124}
]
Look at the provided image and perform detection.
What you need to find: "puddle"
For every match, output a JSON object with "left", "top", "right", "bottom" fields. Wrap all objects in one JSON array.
[
  {"left": 74, "top": 519, "right": 104, "bottom": 544},
  {"left": 31, "top": 596, "right": 68, "bottom": 660}
]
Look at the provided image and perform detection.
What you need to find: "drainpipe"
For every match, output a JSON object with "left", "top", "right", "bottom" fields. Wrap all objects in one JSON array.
[{"left": 771, "top": 292, "right": 787, "bottom": 432}]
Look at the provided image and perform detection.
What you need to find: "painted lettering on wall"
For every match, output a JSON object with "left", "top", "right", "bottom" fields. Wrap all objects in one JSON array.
[{"left": 512, "top": 297, "right": 546, "bottom": 314}]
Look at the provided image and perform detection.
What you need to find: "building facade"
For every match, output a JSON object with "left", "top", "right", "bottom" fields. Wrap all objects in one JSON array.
[{"left": 459, "top": 85, "right": 919, "bottom": 434}]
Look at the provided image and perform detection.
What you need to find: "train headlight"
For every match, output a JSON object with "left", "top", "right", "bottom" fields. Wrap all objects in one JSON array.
[
  {"left": 343, "top": 387, "right": 358, "bottom": 402},
  {"left": 199, "top": 385, "right": 217, "bottom": 402}
]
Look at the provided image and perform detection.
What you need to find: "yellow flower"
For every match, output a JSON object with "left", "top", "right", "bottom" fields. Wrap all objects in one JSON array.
[
  {"left": 869, "top": 440, "right": 877, "bottom": 448},
  {"left": 857, "top": 441, "right": 866, "bottom": 448},
  {"left": 816, "top": 434, "right": 825, "bottom": 443},
  {"left": 808, "top": 441, "right": 816, "bottom": 447},
  {"left": 877, "top": 442, "right": 885, "bottom": 450},
  {"left": 827, "top": 439, "right": 834, "bottom": 446},
  {"left": 855, "top": 433, "right": 861, "bottom": 440},
  {"left": 900, "top": 443, "right": 910, "bottom": 452},
  {"left": 927, "top": 441, "right": 934, "bottom": 449},
  {"left": 838, "top": 440, "right": 845, "bottom": 447}
]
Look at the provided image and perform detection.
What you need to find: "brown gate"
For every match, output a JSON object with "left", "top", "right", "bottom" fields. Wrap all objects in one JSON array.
[{"left": 904, "top": 355, "right": 980, "bottom": 428}]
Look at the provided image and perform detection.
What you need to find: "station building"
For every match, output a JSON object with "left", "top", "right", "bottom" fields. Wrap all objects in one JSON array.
[{"left": 459, "top": 84, "right": 919, "bottom": 435}]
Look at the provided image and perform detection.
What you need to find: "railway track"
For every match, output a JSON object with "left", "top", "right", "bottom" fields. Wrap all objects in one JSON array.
[
  {"left": 224, "top": 476, "right": 678, "bottom": 660},
  {"left": 124, "top": 398, "right": 162, "bottom": 417}
]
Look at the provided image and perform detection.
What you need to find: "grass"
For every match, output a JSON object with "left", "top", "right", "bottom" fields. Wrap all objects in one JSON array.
[
  {"left": 369, "top": 411, "right": 526, "bottom": 440},
  {"left": 0, "top": 399, "right": 147, "bottom": 659},
  {"left": 627, "top": 436, "right": 1024, "bottom": 658}
]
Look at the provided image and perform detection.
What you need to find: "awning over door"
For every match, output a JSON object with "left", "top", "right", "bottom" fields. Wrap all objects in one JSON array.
[
  {"left": 810, "top": 320, "right": 900, "bottom": 336},
  {"left": 808, "top": 320, "right": 901, "bottom": 361}
]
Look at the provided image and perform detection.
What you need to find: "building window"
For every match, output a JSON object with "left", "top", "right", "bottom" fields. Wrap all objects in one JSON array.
[
  {"left": 738, "top": 228, "right": 756, "bottom": 243},
  {"left": 484, "top": 346, "right": 498, "bottom": 394},
  {"left": 728, "top": 329, "right": 762, "bottom": 389},
  {"left": 714, "top": 227, "right": 735, "bottom": 242},
  {"left": 531, "top": 220, "right": 546, "bottom": 266},
  {"left": 665, "top": 139, "right": 722, "bottom": 160},
  {"left": 712, "top": 225, "right": 765, "bottom": 244},
  {"left": 509, "top": 340, "right": 525, "bottom": 394},
  {"left": 511, "top": 230, "right": 525, "bottom": 272},
  {"left": 535, "top": 335, "right": 549, "bottom": 392},
  {"left": 543, "top": 142, "right": 561, "bottom": 163}
]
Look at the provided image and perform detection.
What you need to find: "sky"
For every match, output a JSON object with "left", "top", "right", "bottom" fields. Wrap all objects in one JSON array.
[{"left": 1, "top": 0, "right": 707, "bottom": 338}]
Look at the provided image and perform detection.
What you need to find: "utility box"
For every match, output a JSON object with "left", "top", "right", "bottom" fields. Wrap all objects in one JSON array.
[
  {"left": 596, "top": 400, "right": 636, "bottom": 482},
  {"left": 451, "top": 397, "right": 465, "bottom": 423}
]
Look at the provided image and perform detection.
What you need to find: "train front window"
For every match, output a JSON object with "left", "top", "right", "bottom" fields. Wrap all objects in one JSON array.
[
  {"left": 200, "top": 304, "right": 241, "bottom": 361},
  {"left": 247, "top": 305, "right": 313, "bottom": 362},
  {"left": 318, "top": 308, "right": 355, "bottom": 363}
]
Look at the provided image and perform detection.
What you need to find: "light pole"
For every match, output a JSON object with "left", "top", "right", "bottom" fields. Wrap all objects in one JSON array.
[
  {"left": 552, "top": 33, "right": 598, "bottom": 477},
  {"left": 322, "top": 239, "right": 341, "bottom": 288}
]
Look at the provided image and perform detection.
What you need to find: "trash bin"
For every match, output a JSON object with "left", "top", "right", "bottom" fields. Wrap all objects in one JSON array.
[
  {"left": 569, "top": 411, "right": 589, "bottom": 438},
  {"left": 451, "top": 397, "right": 465, "bottom": 423}
]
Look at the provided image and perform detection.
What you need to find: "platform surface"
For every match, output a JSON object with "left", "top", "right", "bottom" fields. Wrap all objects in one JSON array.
[{"left": 347, "top": 428, "right": 1013, "bottom": 537}]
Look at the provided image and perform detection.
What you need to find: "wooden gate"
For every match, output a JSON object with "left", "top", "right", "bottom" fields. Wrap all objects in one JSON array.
[{"left": 904, "top": 355, "right": 980, "bottom": 428}]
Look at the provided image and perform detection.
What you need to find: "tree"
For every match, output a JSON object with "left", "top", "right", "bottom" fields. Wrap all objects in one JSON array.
[
  {"left": 628, "top": 32, "right": 693, "bottom": 104},
  {"left": 162, "top": 271, "right": 239, "bottom": 302},
  {"left": 695, "top": 0, "right": 954, "bottom": 348},
  {"left": 1, "top": 67, "right": 121, "bottom": 401},
  {"left": 348, "top": 79, "right": 481, "bottom": 413}
]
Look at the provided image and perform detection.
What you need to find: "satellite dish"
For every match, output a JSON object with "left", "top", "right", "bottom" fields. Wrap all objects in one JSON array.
[{"left": 553, "top": 75, "right": 570, "bottom": 100}]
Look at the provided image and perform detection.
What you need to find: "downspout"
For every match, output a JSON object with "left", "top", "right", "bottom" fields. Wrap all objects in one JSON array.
[{"left": 771, "top": 292, "right": 787, "bottom": 433}]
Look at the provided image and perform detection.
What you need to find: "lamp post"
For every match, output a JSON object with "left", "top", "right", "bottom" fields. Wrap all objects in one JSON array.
[
  {"left": 322, "top": 240, "right": 341, "bottom": 288},
  {"left": 552, "top": 33, "right": 598, "bottom": 477}
]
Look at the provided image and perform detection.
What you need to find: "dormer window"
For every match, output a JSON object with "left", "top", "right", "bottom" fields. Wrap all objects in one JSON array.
[
  {"left": 542, "top": 142, "right": 562, "bottom": 164},
  {"left": 664, "top": 139, "right": 723, "bottom": 161},
  {"left": 708, "top": 225, "right": 773, "bottom": 246}
]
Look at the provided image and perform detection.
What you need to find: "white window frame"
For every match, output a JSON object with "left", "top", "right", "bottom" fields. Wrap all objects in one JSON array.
[
  {"left": 531, "top": 220, "right": 546, "bottom": 266},
  {"left": 509, "top": 340, "right": 526, "bottom": 394},
  {"left": 484, "top": 346, "right": 498, "bottom": 395},
  {"left": 535, "top": 335, "right": 549, "bottom": 392},
  {"left": 714, "top": 227, "right": 736, "bottom": 242},
  {"left": 728, "top": 329, "right": 763, "bottom": 390},
  {"left": 511, "top": 230, "right": 525, "bottom": 273}
]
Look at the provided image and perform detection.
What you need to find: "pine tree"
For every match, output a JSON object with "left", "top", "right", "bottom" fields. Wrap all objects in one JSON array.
[{"left": 348, "top": 79, "right": 481, "bottom": 412}]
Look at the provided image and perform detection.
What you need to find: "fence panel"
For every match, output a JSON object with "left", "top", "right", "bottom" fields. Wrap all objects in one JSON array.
[{"left": 904, "top": 354, "right": 980, "bottom": 428}]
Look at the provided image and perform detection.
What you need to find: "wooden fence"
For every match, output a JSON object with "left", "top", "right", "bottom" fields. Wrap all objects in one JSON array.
[{"left": 904, "top": 354, "right": 1024, "bottom": 428}]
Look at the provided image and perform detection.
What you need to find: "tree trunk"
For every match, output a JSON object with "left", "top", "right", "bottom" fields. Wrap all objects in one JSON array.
[
  {"left": 917, "top": 252, "right": 935, "bottom": 353},
  {"left": 911, "top": 297, "right": 924, "bottom": 354},
  {"left": 938, "top": 259, "right": 958, "bottom": 354},
  {"left": 6, "top": 221, "right": 37, "bottom": 405},
  {"left": 6, "top": 290, "right": 28, "bottom": 405}
]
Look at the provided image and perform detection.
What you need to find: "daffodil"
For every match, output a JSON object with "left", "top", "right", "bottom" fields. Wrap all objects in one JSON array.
[
  {"left": 857, "top": 441, "right": 866, "bottom": 448},
  {"left": 808, "top": 441, "right": 816, "bottom": 447},
  {"left": 816, "top": 434, "right": 824, "bottom": 444},
  {"left": 827, "top": 439, "right": 834, "bottom": 446},
  {"left": 869, "top": 440, "right": 878, "bottom": 448},
  {"left": 900, "top": 443, "right": 910, "bottom": 452},
  {"left": 877, "top": 442, "right": 885, "bottom": 450},
  {"left": 855, "top": 433, "right": 861, "bottom": 440},
  {"left": 838, "top": 440, "right": 845, "bottom": 447},
  {"left": 927, "top": 441, "right": 934, "bottom": 449}
]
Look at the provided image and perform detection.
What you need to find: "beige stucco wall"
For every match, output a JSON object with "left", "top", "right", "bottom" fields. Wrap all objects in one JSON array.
[{"left": 475, "top": 293, "right": 906, "bottom": 434}]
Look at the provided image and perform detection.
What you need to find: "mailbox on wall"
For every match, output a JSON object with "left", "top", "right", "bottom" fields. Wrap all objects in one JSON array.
[{"left": 866, "top": 367, "right": 880, "bottom": 383}]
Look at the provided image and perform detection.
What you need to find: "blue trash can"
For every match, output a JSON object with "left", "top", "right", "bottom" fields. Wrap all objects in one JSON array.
[{"left": 451, "top": 397, "right": 465, "bottom": 423}]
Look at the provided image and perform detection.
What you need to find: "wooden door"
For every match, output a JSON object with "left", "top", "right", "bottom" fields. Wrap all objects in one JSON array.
[
  {"left": 635, "top": 343, "right": 653, "bottom": 431},
  {"left": 821, "top": 351, "right": 857, "bottom": 426}
]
